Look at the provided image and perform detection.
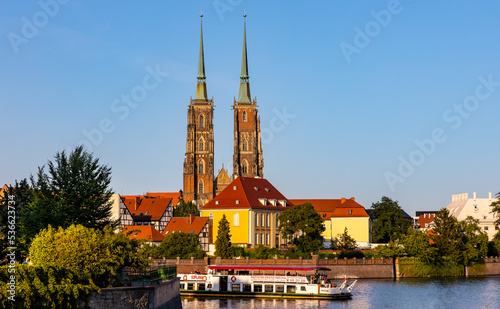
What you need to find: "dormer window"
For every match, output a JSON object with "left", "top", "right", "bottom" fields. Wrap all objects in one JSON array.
[
  {"left": 215, "top": 201, "right": 219, "bottom": 205},
  {"left": 236, "top": 200, "right": 240, "bottom": 205},
  {"left": 233, "top": 186, "right": 237, "bottom": 190},
  {"left": 269, "top": 199, "right": 277, "bottom": 206},
  {"left": 265, "top": 188, "right": 270, "bottom": 192},
  {"left": 254, "top": 187, "right": 259, "bottom": 191},
  {"left": 348, "top": 209, "right": 352, "bottom": 215},
  {"left": 278, "top": 200, "right": 286, "bottom": 207},
  {"left": 259, "top": 198, "right": 267, "bottom": 205}
]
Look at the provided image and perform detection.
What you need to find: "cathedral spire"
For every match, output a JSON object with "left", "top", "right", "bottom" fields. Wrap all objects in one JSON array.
[
  {"left": 195, "top": 14, "right": 208, "bottom": 101},
  {"left": 238, "top": 14, "right": 252, "bottom": 103}
]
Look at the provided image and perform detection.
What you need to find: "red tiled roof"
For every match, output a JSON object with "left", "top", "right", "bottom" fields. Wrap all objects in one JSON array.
[
  {"left": 123, "top": 225, "right": 164, "bottom": 242},
  {"left": 134, "top": 198, "right": 172, "bottom": 221},
  {"left": 162, "top": 215, "right": 209, "bottom": 236},
  {"left": 201, "top": 177, "right": 294, "bottom": 210},
  {"left": 289, "top": 198, "right": 369, "bottom": 219},
  {"left": 417, "top": 214, "right": 436, "bottom": 228},
  {"left": 146, "top": 192, "right": 182, "bottom": 205}
]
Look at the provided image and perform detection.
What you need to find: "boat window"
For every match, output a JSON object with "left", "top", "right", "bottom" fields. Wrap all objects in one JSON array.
[
  {"left": 254, "top": 284, "right": 263, "bottom": 292},
  {"left": 180, "top": 283, "right": 185, "bottom": 290},
  {"left": 243, "top": 284, "right": 252, "bottom": 292},
  {"left": 265, "top": 285, "right": 274, "bottom": 293},
  {"left": 231, "top": 284, "right": 240, "bottom": 292},
  {"left": 207, "top": 283, "right": 212, "bottom": 289},
  {"left": 276, "top": 285, "right": 284, "bottom": 293},
  {"left": 198, "top": 283, "right": 206, "bottom": 291},
  {"left": 187, "top": 283, "right": 195, "bottom": 290},
  {"left": 286, "top": 285, "right": 296, "bottom": 293},
  {"left": 300, "top": 286, "right": 306, "bottom": 291}
]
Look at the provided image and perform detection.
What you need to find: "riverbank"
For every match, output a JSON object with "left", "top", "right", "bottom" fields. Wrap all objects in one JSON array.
[{"left": 153, "top": 256, "right": 500, "bottom": 279}]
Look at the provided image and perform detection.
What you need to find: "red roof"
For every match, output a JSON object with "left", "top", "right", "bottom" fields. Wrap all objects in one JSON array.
[
  {"left": 163, "top": 215, "right": 209, "bottom": 236},
  {"left": 417, "top": 214, "right": 436, "bottom": 228},
  {"left": 146, "top": 192, "right": 182, "bottom": 205},
  {"left": 123, "top": 225, "right": 164, "bottom": 242},
  {"left": 201, "top": 177, "right": 294, "bottom": 210},
  {"left": 209, "top": 265, "right": 331, "bottom": 271},
  {"left": 289, "top": 198, "right": 369, "bottom": 219},
  {"left": 134, "top": 198, "right": 172, "bottom": 221}
]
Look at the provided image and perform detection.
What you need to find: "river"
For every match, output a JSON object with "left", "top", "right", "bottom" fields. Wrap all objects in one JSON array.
[{"left": 181, "top": 277, "right": 500, "bottom": 309}]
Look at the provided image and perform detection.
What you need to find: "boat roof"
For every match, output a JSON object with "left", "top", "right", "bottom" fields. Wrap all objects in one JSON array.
[{"left": 209, "top": 265, "right": 331, "bottom": 271}]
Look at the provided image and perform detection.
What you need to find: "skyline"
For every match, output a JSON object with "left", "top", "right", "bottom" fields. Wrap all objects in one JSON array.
[{"left": 2, "top": 1, "right": 500, "bottom": 215}]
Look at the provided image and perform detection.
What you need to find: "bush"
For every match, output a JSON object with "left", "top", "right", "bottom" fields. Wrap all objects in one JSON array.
[{"left": 0, "top": 265, "right": 98, "bottom": 309}]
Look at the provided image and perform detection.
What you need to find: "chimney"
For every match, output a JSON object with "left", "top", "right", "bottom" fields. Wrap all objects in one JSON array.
[
  {"left": 341, "top": 197, "right": 346, "bottom": 204},
  {"left": 135, "top": 196, "right": 141, "bottom": 211},
  {"left": 189, "top": 214, "right": 195, "bottom": 225},
  {"left": 350, "top": 197, "right": 355, "bottom": 201},
  {"left": 473, "top": 192, "right": 476, "bottom": 199},
  {"left": 489, "top": 192, "right": 492, "bottom": 199}
]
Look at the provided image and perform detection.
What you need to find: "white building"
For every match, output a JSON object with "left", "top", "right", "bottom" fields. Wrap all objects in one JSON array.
[{"left": 446, "top": 192, "right": 499, "bottom": 240}]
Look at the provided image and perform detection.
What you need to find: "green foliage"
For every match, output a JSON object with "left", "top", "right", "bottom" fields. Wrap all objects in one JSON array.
[
  {"left": 253, "top": 245, "right": 281, "bottom": 259},
  {"left": 154, "top": 232, "right": 206, "bottom": 259},
  {"left": 173, "top": 200, "right": 200, "bottom": 217},
  {"left": 24, "top": 146, "right": 115, "bottom": 248},
  {"left": 375, "top": 240, "right": 405, "bottom": 258},
  {"left": 330, "top": 227, "right": 358, "bottom": 251},
  {"left": 278, "top": 203, "right": 325, "bottom": 254},
  {"left": 398, "top": 256, "right": 465, "bottom": 277},
  {"left": 0, "top": 265, "right": 98, "bottom": 309},
  {"left": 401, "top": 227, "right": 438, "bottom": 263},
  {"left": 490, "top": 192, "right": 500, "bottom": 236},
  {"left": 29, "top": 224, "right": 146, "bottom": 287},
  {"left": 487, "top": 239, "right": 500, "bottom": 257},
  {"left": 214, "top": 214, "right": 234, "bottom": 259},
  {"left": 370, "top": 196, "right": 410, "bottom": 243},
  {"left": 232, "top": 246, "right": 249, "bottom": 258},
  {"left": 0, "top": 179, "right": 32, "bottom": 259}
]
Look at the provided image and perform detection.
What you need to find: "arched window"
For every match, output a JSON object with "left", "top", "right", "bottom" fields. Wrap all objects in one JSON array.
[
  {"left": 242, "top": 160, "right": 248, "bottom": 174},
  {"left": 233, "top": 213, "right": 239, "bottom": 227},
  {"left": 198, "top": 180, "right": 204, "bottom": 194},
  {"left": 198, "top": 138, "right": 204, "bottom": 151},
  {"left": 199, "top": 114, "right": 204, "bottom": 128},
  {"left": 198, "top": 159, "right": 204, "bottom": 174},
  {"left": 242, "top": 111, "right": 247, "bottom": 123},
  {"left": 242, "top": 139, "right": 248, "bottom": 151}
]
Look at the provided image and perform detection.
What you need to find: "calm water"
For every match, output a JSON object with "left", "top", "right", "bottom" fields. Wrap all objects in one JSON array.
[{"left": 181, "top": 277, "right": 500, "bottom": 309}]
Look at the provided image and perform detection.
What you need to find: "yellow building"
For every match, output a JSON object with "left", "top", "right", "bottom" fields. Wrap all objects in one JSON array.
[
  {"left": 290, "top": 198, "right": 371, "bottom": 247},
  {"left": 200, "top": 177, "right": 294, "bottom": 248}
]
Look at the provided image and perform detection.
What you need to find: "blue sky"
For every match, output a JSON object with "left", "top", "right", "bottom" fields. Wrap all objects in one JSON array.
[{"left": 1, "top": 1, "right": 499, "bottom": 216}]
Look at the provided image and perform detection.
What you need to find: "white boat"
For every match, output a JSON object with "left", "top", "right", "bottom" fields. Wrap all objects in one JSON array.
[{"left": 178, "top": 265, "right": 356, "bottom": 300}]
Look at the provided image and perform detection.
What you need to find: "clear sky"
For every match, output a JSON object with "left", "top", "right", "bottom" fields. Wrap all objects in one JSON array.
[{"left": 2, "top": 1, "right": 499, "bottom": 216}]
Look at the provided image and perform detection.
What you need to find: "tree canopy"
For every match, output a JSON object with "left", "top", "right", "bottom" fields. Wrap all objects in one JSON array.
[
  {"left": 154, "top": 231, "right": 205, "bottom": 259},
  {"left": 330, "top": 227, "right": 358, "bottom": 251},
  {"left": 214, "top": 214, "right": 234, "bottom": 259},
  {"left": 278, "top": 203, "right": 325, "bottom": 254},
  {"left": 370, "top": 196, "right": 411, "bottom": 243},
  {"left": 491, "top": 192, "right": 500, "bottom": 236},
  {"left": 173, "top": 200, "right": 200, "bottom": 217}
]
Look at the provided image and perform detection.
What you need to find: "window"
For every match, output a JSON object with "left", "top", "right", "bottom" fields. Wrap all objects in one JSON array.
[
  {"left": 199, "top": 114, "right": 204, "bottom": 128},
  {"left": 234, "top": 213, "right": 239, "bottom": 227},
  {"left": 484, "top": 226, "right": 489, "bottom": 231},
  {"left": 255, "top": 233, "right": 259, "bottom": 245},
  {"left": 180, "top": 283, "right": 185, "bottom": 290},
  {"left": 231, "top": 284, "right": 240, "bottom": 292},
  {"left": 242, "top": 111, "right": 247, "bottom": 122},
  {"left": 301, "top": 286, "right": 306, "bottom": 291},
  {"left": 276, "top": 285, "right": 284, "bottom": 293},
  {"left": 209, "top": 213, "right": 213, "bottom": 220},
  {"left": 198, "top": 159, "right": 204, "bottom": 174},
  {"left": 266, "top": 233, "right": 269, "bottom": 245},
  {"left": 242, "top": 160, "right": 248, "bottom": 174},
  {"left": 243, "top": 284, "right": 252, "bottom": 292},
  {"left": 198, "top": 180, "right": 204, "bottom": 194},
  {"left": 243, "top": 139, "right": 248, "bottom": 151},
  {"left": 287, "top": 285, "right": 296, "bottom": 293},
  {"left": 261, "top": 214, "right": 264, "bottom": 227},
  {"left": 348, "top": 209, "right": 352, "bottom": 215},
  {"left": 322, "top": 214, "right": 326, "bottom": 218},
  {"left": 266, "top": 214, "right": 269, "bottom": 227},
  {"left": 255, "top": 213, "right": 259, "bottom": 227},
  {"left": 187, "top": 283, "right": 194, "bottom": 290},
  {"left": 260, "top": 233, "right": 264, "bottom": 245},
  {"left": 265, "top": 285, "right": 273, "bottom": 292},
  {"left": 254, "top": 284, "right": 262, "bottom": 292},
  {"left": 198, "top": 283, "right": 206, "bottom": 291},
  {"left": 236, "top": 200, "right": 240, "bottom": 204},
  {"left": 198, "top": 138, "right": 204, "bottom": 151}
]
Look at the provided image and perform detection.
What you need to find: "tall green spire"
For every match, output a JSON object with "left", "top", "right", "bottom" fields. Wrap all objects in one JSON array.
[
  {"left": 238, "top": 14, "right": 252, "bottom": 103},
  {"left": 195, "top": 14, "right": 208, "bottom": 101}
]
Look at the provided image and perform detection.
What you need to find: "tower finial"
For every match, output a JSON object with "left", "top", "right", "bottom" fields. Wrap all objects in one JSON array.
[
  {"left": 195, "top": 13, "right": 208, "bottom": 101},
  {"left": 238, "top": 13, "right": 251, "bottom": 102}
]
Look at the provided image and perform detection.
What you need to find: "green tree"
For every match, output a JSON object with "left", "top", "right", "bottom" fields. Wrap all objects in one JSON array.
[
  {"left": 24, "top": 146, "right": 115, "bottom": 247},
  {"left": 0, "top": 179, "right": 32, "bottom": 259},
  {"left": 370, "top": 196, "right": 410, "bottom": 243},
  {"left": 401, "top": 227, "right": 437, "bottom": 263},
  {"left": 278, "top": 203, "right": 325, "bottom": 254},
  {"left": 459, "top": 216, "right": 488, "bottom": 265},
  {"left": 155, "top": 232, "right": 206, "bottom": 259},
  {"left": 173, "top": 200, "right": 200, "bottom": 217},
  {"left": 491, "top": 192, "right": 500, "bottom": 236},
  {"left": 375, "top": 240, "right": 405, "bottom": 258},
  {"left": 431, "top": 208, "right": 462, "bottom": 259},
  {"left": 331, "top": 227, "right": 358, "bottom": 251},
  {"left": 29, "top": 224, "right": 146, "bottom": 287},
  {"left": 214, "top": 214, "right": 234, "bottom": 258}
]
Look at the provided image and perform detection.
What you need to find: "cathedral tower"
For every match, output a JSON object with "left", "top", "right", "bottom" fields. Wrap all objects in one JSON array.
[
  {"left": 183, "top": 15, "right": 214, "bottom": 207},
  {"left": 233, "top": 15, "right": 264, "bottom": 179}
]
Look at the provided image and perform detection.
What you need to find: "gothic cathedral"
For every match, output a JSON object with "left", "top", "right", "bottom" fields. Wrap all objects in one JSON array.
[{"left": 183, "top": 15, "right": 263, "bottom": 207}]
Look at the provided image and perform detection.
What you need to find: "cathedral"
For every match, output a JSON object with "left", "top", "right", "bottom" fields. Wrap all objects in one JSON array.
[{"left": 183, "top": 15, "right": 264, "bottom": 207}]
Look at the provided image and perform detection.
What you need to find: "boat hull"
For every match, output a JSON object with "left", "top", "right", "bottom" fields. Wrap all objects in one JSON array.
[{"left": 180, "top": 289, "right": 352, "bottom": 300}]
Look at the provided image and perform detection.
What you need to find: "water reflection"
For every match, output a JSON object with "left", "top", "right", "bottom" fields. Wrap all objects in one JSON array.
[{"left": 181, "top": 277, "right": 500, "bottom": 309}]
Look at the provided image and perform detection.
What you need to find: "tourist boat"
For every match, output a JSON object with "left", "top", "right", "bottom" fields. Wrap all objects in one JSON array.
[{"left": 178, "top": 265, "right": 356, "bottom": 300}]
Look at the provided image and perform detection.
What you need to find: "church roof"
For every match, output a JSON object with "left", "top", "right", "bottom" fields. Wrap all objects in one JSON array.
[
  {"left": 163, "top": 215, "right": 209, "bottom": 236},
  {"left": 289, "top": 198, "right": 370, "bottom": 220},
  {"left": 201, "top": 177, "right": 293, "bottom": 210},
  {"left": 123, "top": 225, "right": 164, "bottom": 242}
]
